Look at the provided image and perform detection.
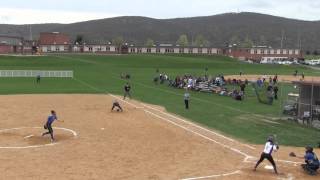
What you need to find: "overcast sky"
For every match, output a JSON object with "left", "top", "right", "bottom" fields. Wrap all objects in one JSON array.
[{"left": 0, "top": 0, "right": 319, "bottom": 24}]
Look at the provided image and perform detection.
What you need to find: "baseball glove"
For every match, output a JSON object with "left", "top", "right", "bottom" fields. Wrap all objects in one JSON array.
[
  {"left": 44, "top": 124, "right": 48, "bottom": 129},
  {"left": 289, "top": 152, "right": 296, "bottom": 157}
]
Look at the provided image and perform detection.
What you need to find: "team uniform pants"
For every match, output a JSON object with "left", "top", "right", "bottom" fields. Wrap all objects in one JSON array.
[
  {"left": 255, "top": 153, "right": 278, "bottom": 173},
  {"left": 43, "top": 123, "right": 54, "bottom": 140},
  {"left": 184, "top": 100, "right": 189, "bottom": 109},
  {"left": 303, "top": 163, "right": 320, "bottom": 171},
  {"left": 123, "top": 91, "right": 131, "bottom": 99}
]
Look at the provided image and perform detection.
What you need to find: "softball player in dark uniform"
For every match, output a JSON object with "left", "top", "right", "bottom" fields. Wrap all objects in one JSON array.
[
  {"left": 123, "top": 82, "right": 131, "bottom": 100},
  {"left": 111, "top": 100, "right": 123, "bottom": 112},
  {"left": 42, "top": 110, "right": 62, "bottom": 142}
]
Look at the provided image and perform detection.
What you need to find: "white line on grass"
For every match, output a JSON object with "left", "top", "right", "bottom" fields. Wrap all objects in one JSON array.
[
  {"left": 74, "top": 76, "right": 255, "bottom": 149},
  {"left": 139, "top": 102, "right": 256, "bottom": 150},
  {"left": 73, "top": 78, "right": 252, "bottom": 157},
  {"left": 63, "top": 55, "right": 281, "bottom": 125},
  {"left": 72, "top": 77, "right": 301, "bottom": 173},
  {"left": 144, "top": 109, "right": 251, "bottom": 158},
  {"left": 127, "top": 80, "right": 271, "bottom": 117},
  {"left": 73, "top": 78, "right": 303, "bottom": 165}
]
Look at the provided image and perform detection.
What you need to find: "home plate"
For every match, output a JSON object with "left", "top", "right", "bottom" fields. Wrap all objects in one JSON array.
[
  {"left": 265, "top": 165, "right": 273, "bottom": 170},
  {"left": 24, "top": 134, "right": 34, "bottom": 139},
  {"left": 101, "top": 128, "right": 105, "bottom": 130}
]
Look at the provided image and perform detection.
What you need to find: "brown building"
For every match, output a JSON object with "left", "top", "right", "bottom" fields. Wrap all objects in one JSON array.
[
  {"left": 226, "top": 47, "right": 303, "bottom": 62},
  {"left": 127, "top": 45, "right": 222, "bottom": 55},
  {"left": 0, "top": 35, "right": 24, "bottom": 54},
  {"left": 39, "top": 32, "right": 71, "bottom": 53}
]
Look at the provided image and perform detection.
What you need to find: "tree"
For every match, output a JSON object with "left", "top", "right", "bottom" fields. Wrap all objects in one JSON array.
[
  {"left": 74, "top": 34, "right": 84, "bottom": 45},
  {"left": 177, "top": 34, "right": 189, "bottom": 47},
  {"left": 112, "top": 36, "right": 124, "bottom": 53},
  {"left": 145, "top": 38, "right": 155, "bottom": 47},
  {"left": 195, "top": 34, "right": 209, "bottom": 47},
  {"left": 305, "top": 50, "right": 311, "bottom": 55},
  {"left": 241, "top": 35, "right": 254, "bottom": 48}
]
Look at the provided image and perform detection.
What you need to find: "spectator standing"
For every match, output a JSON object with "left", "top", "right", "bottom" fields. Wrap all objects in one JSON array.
[
  {"left": 273, "top": 75, "right": 278, "bottom": 84},
  {"left": 240, "top": 83, "right": 246, "bottom": 94},
  {"left": 267, "top": 86, "right": 274, "bottom": 105},
  {"left": 273, "top": 86, "right": 279, "bottom": 100}
]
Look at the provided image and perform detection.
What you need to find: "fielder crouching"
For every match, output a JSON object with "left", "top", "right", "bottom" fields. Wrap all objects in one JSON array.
[
  {"left": 254, "top": 135, "right": 279, "bottom": 174},
  {"left": 111, "top": 100, "right": 123, "bottom": 112}
]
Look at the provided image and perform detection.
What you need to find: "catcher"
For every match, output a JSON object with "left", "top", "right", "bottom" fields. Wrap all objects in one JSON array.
[
  {"left": 42, "top": 110, "right": 63, "bottom": 142},
  {"left": 254, "top": 135, "right": 279, "bottom": 174},
  {"left": 290, "top": 146, "right": 319, "bottom": 175}
]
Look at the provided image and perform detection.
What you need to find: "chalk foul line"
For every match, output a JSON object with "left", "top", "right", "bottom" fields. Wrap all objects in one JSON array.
[
  {"left": 180, "top": 170, "right": 241, "bottom": 180},
  {"left": 73, "top": 77, "right": 302, "bottom": 178},
  {"left": 139, "top": 102, "right": 256, "bottom": 150}
]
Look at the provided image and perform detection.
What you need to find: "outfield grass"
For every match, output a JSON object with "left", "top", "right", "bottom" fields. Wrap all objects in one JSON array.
[{"left": 0, "top": 54, "right": 319, "bottom": 146}]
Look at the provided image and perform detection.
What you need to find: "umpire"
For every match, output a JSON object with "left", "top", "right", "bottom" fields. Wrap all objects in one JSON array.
[
  {"left": 184, "top": 91, "right": 190, "bottom": 109},
  {"left": 123, "top": 82, "right": 131, "bottom": 100}
]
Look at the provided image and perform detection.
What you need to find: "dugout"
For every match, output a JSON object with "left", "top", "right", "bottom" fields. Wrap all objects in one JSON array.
[{"left": 293, "top": 81, "right": 320, "bottom": 127}]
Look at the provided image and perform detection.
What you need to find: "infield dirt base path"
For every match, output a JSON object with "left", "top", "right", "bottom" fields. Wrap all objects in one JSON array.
[
  {"left": 0, "top": 95, "right": 319, "bottom": 180},
  {"left": 225, "top": 75, "right": 320, "bottom": 83}
]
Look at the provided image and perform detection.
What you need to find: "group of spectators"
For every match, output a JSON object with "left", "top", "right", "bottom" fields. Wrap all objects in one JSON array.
[
  {"left": 153, "top": 73, "right": 169, "bottom": 84},
  {"left": 255, "top": 75, "right": 279, "bottom": 105},
  {"left": 154, "top": 72, "right": 250, "bottom": 101}
]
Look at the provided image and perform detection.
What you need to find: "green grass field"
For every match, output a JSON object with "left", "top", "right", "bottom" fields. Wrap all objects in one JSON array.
[{"left": 0, "top": 54, "right": 319, "bottom": 147}]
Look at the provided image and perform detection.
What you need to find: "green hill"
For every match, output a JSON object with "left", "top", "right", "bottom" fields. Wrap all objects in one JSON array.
[{"left": 1, "top": 12, "right": 320, "bottom": 51}]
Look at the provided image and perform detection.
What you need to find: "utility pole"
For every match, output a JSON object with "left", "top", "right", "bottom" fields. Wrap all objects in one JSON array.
[
  {"left": 299, "top": 34, "right": 302, "bottom": 50},
  {"left": 280, "top": 30, "right": 285, "bottom": 49},
  {"left": 191, "top": 33, "right": 194, "bottom": 46},
  {"left": 29, "top": 25, "right": 33, "bottom": 40}
]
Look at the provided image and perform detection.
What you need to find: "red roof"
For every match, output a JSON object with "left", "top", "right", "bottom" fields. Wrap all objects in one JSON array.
[{"left": 39, "top": 32, "right": 70, "bottom": 45}]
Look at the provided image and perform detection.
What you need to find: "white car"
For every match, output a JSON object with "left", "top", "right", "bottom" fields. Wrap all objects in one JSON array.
[
  {"left": 305, "top": 60, "right": 320, "bottom": 66},
  {"left": 282, "top": 61, "right": 293, "bottom": 65}
]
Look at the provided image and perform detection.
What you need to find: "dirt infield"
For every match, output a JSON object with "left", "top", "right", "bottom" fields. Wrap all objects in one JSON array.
[
  {"left": 0, "top": 94, "right": 319, "bottom": 180},
  {"left": 225, "top": 75, "right": 320, "bottom": 83}
]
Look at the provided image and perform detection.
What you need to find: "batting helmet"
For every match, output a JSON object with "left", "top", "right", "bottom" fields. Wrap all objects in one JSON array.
[
  {"left": 267, "top": 135, "right": 274, "bottom": 143},
  {"left": 305, "top": 145, "right": 313, "bottom": 152}
]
